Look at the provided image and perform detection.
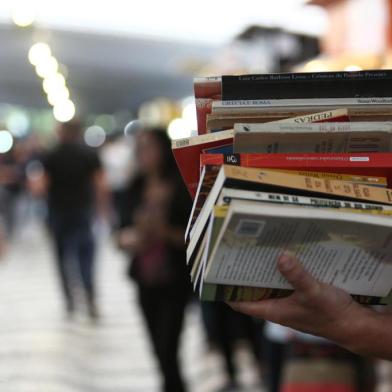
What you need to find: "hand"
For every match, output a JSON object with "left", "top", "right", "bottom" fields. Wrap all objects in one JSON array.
[
  {"left": 228, "top": 254, "right": 363, "bottom": 344},
  {"left": 117, "top": 228, "right": 145, "bottom": 252}
]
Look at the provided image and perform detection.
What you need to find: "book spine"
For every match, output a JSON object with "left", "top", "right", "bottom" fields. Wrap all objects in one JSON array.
[
  {"left": 223, "top": 165, "right": 392, "bottom": 205},
  {"left": 225, "top": 70, "right": 392, "bottom": 83},
  {"left": 222, "top": 71, "right": 392, "bottom": 100},
  {"left": 172, "top": 129, "right": 233, "bottom": 150},
  {"left": 200, "top": 154, "right": 387, "bottom": 186},
  {"left": 233, "top": 125, "right": 392, "bottom": 154},
  {"left": 214, "top": 98, "right": 392, "bottom": 110},
  {"left": 272, "top": 108, "right": 350, "bottom": 124},
  {"left": 196, "top": 98, "right": 215, "bottom": 135},
  {"left": 235, "top": 121, "right": 392, "bottom": 133},
  {"left": 206, "top": 109, "right": 350, "bottom": 132},
  {"left": 220, "top": 191, "right": 392, "bottom": 211},
  {"left": 194, "top": 77, "right": 221, "bottom": 99}
]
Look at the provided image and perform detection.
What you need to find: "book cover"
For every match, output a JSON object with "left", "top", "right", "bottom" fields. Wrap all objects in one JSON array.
[{"left": 200, "top": 196, "right": 392, "bottom": 304}]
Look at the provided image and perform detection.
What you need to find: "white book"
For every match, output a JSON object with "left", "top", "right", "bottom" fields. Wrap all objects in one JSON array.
[
  {"left": 233, "top": 122, "right": 392, "bottom": 154},
  {"left": 204, "top": 200, "right": 392, "bottom": 297}
]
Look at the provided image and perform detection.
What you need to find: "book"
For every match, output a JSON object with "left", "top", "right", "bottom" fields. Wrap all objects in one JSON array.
[
  {"left": 222, "top": 70, "right": 392, "bottom": 100},
  {"left": 203, "top": 200, "right": 392, "bottom": 298},
  {"left": 172, "top": 129, "right": 233, "bottom": 197},
  {"left": 186, "top": 162, "right": 388, "bottom": 248},
  {"left": 185, "top": 164, "right": 220, "bottom": 244},
  {"left": 187, "top": 154, "right": 392, "bottom": 245},
  {"left": 185, "top": 70, "right": 392, "bottom": 307},
  {"left": 201, "top": 153, "right": 392, "bottom": 186},
  {"left": 206, "top": 108, "right": 351, "bottom": 132},
  {"left": 213, "top": 98, "right": 392, "bottom": 114},
  {"left": 194, "top": 76, "right": 221, "bottom": 135},
  {"left": 200, "top": 153, "right": 392, "bottom": 187},
  {"left": 233, "top": 122, "right": 392, "bottom": 154},
  {"left": 217, "top": 187, "right": 392, "bottom": 212},
  {"left": 199, "top": 195, "right": 392, "bottom": 304},
  {"left": 206, "top": 108, "right": 392, "bottom": 132},
  {"left": 186, "top": 165, "right": 392, "bottom": 264},
  {"left": 194, "top": 187, "right": 392, "bottom": 289}
]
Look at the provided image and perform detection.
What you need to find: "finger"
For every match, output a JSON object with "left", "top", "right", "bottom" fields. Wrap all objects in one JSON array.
[
  {"left": 278, "top": 254, "right": 320, "bottom": 294},
  {"left": 227, "top": 298, "right": 290, "bottom": 323}
]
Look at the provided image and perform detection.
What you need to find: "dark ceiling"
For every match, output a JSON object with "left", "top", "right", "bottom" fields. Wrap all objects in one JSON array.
[{"left": 0, "top": 23, "right": 216, "bottom": 115}]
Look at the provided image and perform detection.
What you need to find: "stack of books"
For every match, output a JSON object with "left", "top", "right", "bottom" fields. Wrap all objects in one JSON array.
[{"left": 172, "top": 70, "right": 392, "bottom": 304}]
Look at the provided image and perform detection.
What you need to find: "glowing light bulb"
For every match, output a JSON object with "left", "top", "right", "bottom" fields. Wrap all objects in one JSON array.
[
  {"left": 28, "top": 43, "right": 51, "bottom": 66},
  {"left": 53, "top": 100, "right": 76, "bottom": 122},
  {"left": 43, "top": 73, "right": 66, "bottom": 94},
  {"left": 0, "top": 130, "right": 14, "bottom": 153},
  {"left": 12, "top": 2, "right": 36, "bottom": 27},
  {"left": 47, "top": 87, "right": 70, "bottom": 106},
  {"left": 35, "top": 56, "right": 59, "bottom": 78}
]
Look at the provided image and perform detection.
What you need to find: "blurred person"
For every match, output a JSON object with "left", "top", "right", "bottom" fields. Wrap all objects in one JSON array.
[
  {"left": 100, "top": 133, "right": 134, "bottom": 226},
  {"left": 229, "top": 254, "right": 392, "bottom": 361},
  {"left": 201, "top": 302, "right": 264, "bottom": 391},
  {"left": 41, "top": 119, "right": 109, "bottom": 319},
  {"left": 117, "top": 128, "right": 192, "bottom": 392},
  {"left": 0, "top": 145, "right": 25, "bottom": 237}
]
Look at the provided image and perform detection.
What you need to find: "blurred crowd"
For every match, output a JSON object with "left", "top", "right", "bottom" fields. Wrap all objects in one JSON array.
[{"left": 0, "top": 121, "right": 383, "bottom": 392}]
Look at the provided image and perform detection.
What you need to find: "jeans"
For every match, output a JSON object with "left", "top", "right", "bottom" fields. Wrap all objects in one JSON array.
[{"left": 49, "top": 209, "right": 95, "bottom": 310}]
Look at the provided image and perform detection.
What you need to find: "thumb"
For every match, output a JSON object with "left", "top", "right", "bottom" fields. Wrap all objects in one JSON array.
[{"left": 278, "top": 254, "right": 319, "bottom": 294}]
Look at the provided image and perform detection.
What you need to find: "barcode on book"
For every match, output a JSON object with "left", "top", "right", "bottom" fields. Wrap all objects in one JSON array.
[
  {"left": 350, "top": 156, "right": 370, "bottom": 162},
  {"left": 235, "top": 219, "right": 265, "bottom": 238},
  {"left": 175, "top": 139, "right": 190, "bottom": 148}
]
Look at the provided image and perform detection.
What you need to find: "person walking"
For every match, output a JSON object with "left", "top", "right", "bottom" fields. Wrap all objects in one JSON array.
[{"left": 41, "top": 119, "right": 108, "bottom": 319}]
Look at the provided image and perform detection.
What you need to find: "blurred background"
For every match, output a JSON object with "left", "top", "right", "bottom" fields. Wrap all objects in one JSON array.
[{"left": 1, "top": 1, "right": 392, "bottom": 391}]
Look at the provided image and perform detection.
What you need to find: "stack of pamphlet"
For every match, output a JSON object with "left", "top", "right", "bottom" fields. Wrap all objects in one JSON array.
[{"left": 172, "top": 70, "right": 392, "bottom": 304}]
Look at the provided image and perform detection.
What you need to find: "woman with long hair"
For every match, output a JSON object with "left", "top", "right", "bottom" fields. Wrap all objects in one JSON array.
[{"left": 117, "top": 128, "right": 192, "bottom": 392}]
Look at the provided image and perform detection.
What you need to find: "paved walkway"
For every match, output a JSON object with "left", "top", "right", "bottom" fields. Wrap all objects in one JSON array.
[{"left": 0, "top": 222, "right": 264, "bottom": 392}]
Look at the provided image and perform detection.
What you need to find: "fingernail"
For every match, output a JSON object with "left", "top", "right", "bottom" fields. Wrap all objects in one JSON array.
[{"left": 278, "top": 254, "right": 295, "bottom": 272}]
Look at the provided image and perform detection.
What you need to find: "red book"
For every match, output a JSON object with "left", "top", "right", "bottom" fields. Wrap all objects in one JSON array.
[
  {"left": 200, "top": 153, "right": 392, "bottom": 187},
  {"left": 172, "top": 130, "right": 233, "bottom": 198}
]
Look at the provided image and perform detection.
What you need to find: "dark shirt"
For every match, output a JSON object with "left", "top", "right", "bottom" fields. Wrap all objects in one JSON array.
[
  {"left": 119, "top": 174, "right": 192, "bottom": 289},
  {"left": 42, "top": 142, "right": 101, "bottom": 212}
]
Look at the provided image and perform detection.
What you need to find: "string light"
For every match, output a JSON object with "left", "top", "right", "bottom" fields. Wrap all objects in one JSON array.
[
  {"left": 11, "top": 1, "right": 36, "bottom": 27},
  {"left": 43, "top": 73, "right": 66, "bottom": 94},
  {"left": 35, "top": 56, "right": 59, "bottom": 78},
  {"left": 47, "top": 87, "right": 70, "bottom": 107},
  {"left": 0, "top": 130, "right": 14, "bottom": 154},
  {"left": 53, "top": 100, "right": 76, "bottom": 122},
  {"left": 28, "top": 42, "right": 76, "bottom": 122},
  {"left": 28, "top": 43, "right": 51, "bottom": 66}
]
